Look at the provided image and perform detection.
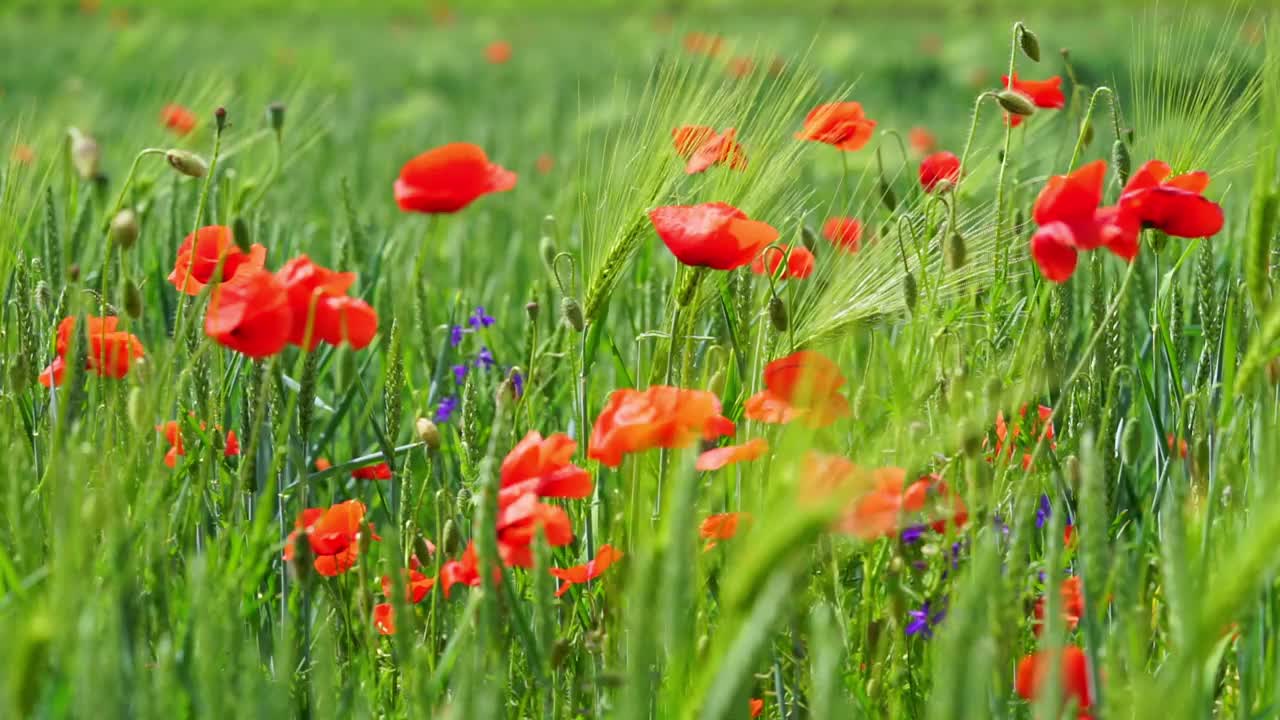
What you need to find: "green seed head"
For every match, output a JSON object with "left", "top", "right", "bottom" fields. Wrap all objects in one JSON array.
[{"left": 996, "top": 90, "right": 1036, "bottom": 116}]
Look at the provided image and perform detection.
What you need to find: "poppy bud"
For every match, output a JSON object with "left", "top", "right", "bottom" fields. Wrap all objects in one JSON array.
[
  {"left": 961, "top": 429, "right": 984, "bottom": 457},
  {"left": 214, "top": 106, "right": 227, "bottom": 133},
  {"left": 413, "top": 536, "right": 435, "bottom": 566},
  {"left": 455, "top": 488, "right": 472, "bottom": 517},
  {"left": 496, "top": 375, "right": 518, "bottom": 411},
  {"left": 290, "top": 534, "right": 314, "bottom": 584},
  {"left": 996, "top": 90, "right": 1036, "bottom": 117},
  {"left": 1111, "top": 140, "right": 1131, "bottom": 186},
  {"left": 945, "top": 230, "right": 967, "bottom": 270},
  {"left": 1268, "top": 357, "right": 1280, "bottom": 386},
  {"left": 416, "top": 416, "right": 441, "bottom": 449},
  {"left": 109, "top": 209, "right": 139, "bottom": 250},
  {"left": 768, "top": 295, "right": 788, "bottom": 332},
  {"left": 984, "top": 377, "right": 1003, "bottom": 404},
  {"left": 68, "top": 127, "right": 100, "bottom": 180},
  {"left": 525, "top": 300, "right": 539, "bottom": 322},
  {"left": 267, "top": 102, "right": 286, "bottom": 133},
  {"left": 127, "top": 387, "right": 145, "bottom": 430},
  {"left": 1079, "top": 119, "right": 1094, "bottom": 147},
  {"left": 123, "top": 279, "right": 143, "bottom": 319},
  {"left": 440, "top": 518, "right": 459, "bottom": 554},
  {"left": 561, "top": 296, "right": 585, "bottom": 332},
  {"left": 166, "top": 149, "right": 208, "bottom": 178},
  {"left": 67, "top": 264, "right": 80, "bottom": 282},
  {"left": 1121, "top": 421, "right": 1142, "bottom": 463},
  {"left": 231, "top": 216, "right": 253, "bottom": 254},
  {"left": 903, "top": 272, "right": 918, "bottom": 313},
  {"left": 801, "top": 224, "right": 819, "bottom": 251},
  {"left": 877, "top": 176, "right": 897, "bottom": 213},
  {"left": 540, "top": 216, "right": 558, "bottom": 269},
  {"left": 1019, "top": 26, "right": 1042, "bottom": 62},
  {"left": 708, "top": 369, "right": 726, "bottom": 396}
]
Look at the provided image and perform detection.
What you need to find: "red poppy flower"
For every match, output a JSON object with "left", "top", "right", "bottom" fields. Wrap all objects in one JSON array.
[
  {"left": 1033, "top": 576, "right": 1085, "bottom": 636},
  {"left": 352, "top": 462, "right": 392, "bottom": 480},
  {"left": 649, "top": 202, "right": 778, "bottom": 270},
  {"left": 440, "top": 541, "right": 500, "bottom": 598},
  {"left": 315, "top": 458, "right": 332, "bottom": 472},
  {"left": 672, "top": 126, "right": 747, "bottom": 175},
  {"left": 1118, "top": 160, "right": 1224, "bottom": 238},
  {"left": 283, "top": 500, "right": 373, "bottom": 576},
  {"left": 1001, "top": 74, "right": 1065, "bottom": 127},
  {"left": 550, "top": 544, "right": 623, "bottom": 597},
  {"left": 700, "top": 512, "right": 751, "bottom": 551},
  {"left": 796, "top": 102, "right": 876, "bottom": 151},
  {"left": 169, "top": 225, "right": 267, "bottom": 296},
  {"left": 39, "top": 315, "right": 146, "bottom": 387},
  {"left": 909, "top": 127, "right": 937, "bottom": 155},
  {"left": 157, "top": 419, "right": 240, "bottom": 469},
  {"left": 373, "top": 603, "right": 395, "bottom": 635},
  {"left": 751, "top": 245, "right": 815, "bottom": 279},
  {"left": 696, "top": 438, "right": 768, "bottom": 471},
  {"left": 205, "top": 269, "right": 293, "bottom": 358},
  {"left": 161, "top": 103, "right": 197, "bottom": 136},
  {"left": 745, "top": 351, "right": 850, "bottom": 428},
  {"left": 683, "top": 32, "right": 723, "bottom": 57},
  {"left": 485, "top": 40, "right": 511, "bottom": 64},
  {"left": 275, "top": 256, "right": 378, "bottom": 350},
  {"left": 822, "top": 217, "right": 863, "bottom": 253},
  {"left": 495, "top": 491, "right": 574, "bottom": 567},
  {"left": 499, "top": 431, "right": 592, "bottom": 502},
  {"left": 901, "top": 474, "right": 969, "bottom": 534},
  {"left": 988, "top": 404, "right": 1057, "bottom": 468},
  {"left": 1015, "top": 645, "right": 1094, "bottom": 716},
  {"left": 727, "top": 56, "right": 755, "bottom": 78},
  {"left": 1029, "top": 160, "right": 1139, "bottom": 283},
  {"left": 381, "top": 568, "right": 436, "bottom": 603},
  {"left": 919, "top": 151, "right": 961, "bottom": 193},
  {"left": 588, "top": 385, "right": 736, "bottom": 468},
  {"left": 750, "top": 698, "right": 764, "bottom": 718},
  {"left": 395, "top": 142, "right": 517, "bottom": 214}
]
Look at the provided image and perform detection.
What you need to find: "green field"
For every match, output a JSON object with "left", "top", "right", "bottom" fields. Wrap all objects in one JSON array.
[{"left": 3, "top": 2, "right": 1280, "bottom": 719}]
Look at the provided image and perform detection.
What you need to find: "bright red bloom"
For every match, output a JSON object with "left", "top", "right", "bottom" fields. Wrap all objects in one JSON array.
[
  {"left": 672, "top": 126, "right": 747, "bottom": 175},
  {"left": 157, "top": 419, "right": 240, "bottom": 469},
  {"left": 283, "top": 500, "right": 372, "bottom": 576},
  {"left": 841, "top": 469, "right": 967, "bottom": 539},
  {"left": 751, "top": 244, "right": 815, "bottom": 279},
  {"left": 901, "top": 474, "right": 969, "bottom": 534},
  {"left": 441, "top": 541, "right": 496, "bottom": 598},
  {"left": 205, "top": 269, "right": 293, "bottom": 358},
  {"left": 352, "top": 462, "right": 392, "bottom": 480},
  {"left": 649, "top": 202, "right": 778, "bottom": 271},
  {"left": 373, "top": 603, "right": 395, "bottom": 635},
  {"left": 169, "top": 225, "right": 267, "bottom": 296},
  {"left": 745, "top": 351, "right": 850, "bottom": 428},
  {"left": 909, "top": 127, "right": 937, "bottom": 155},
  {"left": 696, "top": 438, "right": 768, "bottom": 471},
  {"left": 39, "top": 315, "right": 145, "bottom": 387},
  {"left": 822, "top": 217, "right": 863, "bottom": 253},
  {"left": 275, "top": 256, "right": 378, "bottom": 350},
  {"left": 485, "top": 40, "right": 511, "bottom": 64},
  {"left": 919, "top": 151, "right": 961, "bottom": 193},
  {"left": 700, "top": 512, "right": 751, "bottom": 551},
  {"left": 495, "top": 491, "right": 574, "bottom": 567},
  {"left": 381, "top": 568, "right": 436, "bottom": 603},
  {"left": 588, "top": 385, "right": 736, "bottom": 468},
  {"left": 161, "top": 103, "right": 197, "bottom": 136},
  {"left": 1034, "top": 576, "right": 1085, "bottom": 636},
  {"left": 1119, "top": 160, "right": 1224, "bottom": 238},
  {"left": 315, "top": 458, "right": 332, "bottom": 471},
  {"left": 796, "top": 102, "right": 876, "bottom": 151},
  {"left": 499, "top": 431, "right": 592, "bottom": 502},
  {"left": 550, "top": 544, "right": 623, "bottom": 597},
  {"left": 1015, "top": 645, "right": 1094, "bottom": 717},
  {"left": 1029, "top": 160, "right": 1139, "bottom": 283},
  {"left": 750, "top": 698, "right": 764, "bottom": 718},
  {"left": 1002, "top": 74, "right": 1065, "bottom": 127},
  {"left": 395, "top": 142, "right": 517, "bottom": 214}
]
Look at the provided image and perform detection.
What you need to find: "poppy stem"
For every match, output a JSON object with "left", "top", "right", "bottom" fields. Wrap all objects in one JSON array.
[
  {"left": 1067, "top": 87, "right": 1118, "bottom": 171},
  {"left": 956, "top": 92, "right": 998, "bottom": 190}
]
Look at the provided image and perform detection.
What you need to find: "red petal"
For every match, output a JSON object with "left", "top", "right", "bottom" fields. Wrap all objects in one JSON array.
[{"left": 1030, "top": 222, "right": 1080, "bottom": 283}]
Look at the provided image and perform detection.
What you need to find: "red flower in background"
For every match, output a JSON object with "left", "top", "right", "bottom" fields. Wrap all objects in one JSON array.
[
  {"left": 205, "top": 269, "right": 293, "bottom": 358},
  {"left": 496, "top": 487, "right": 575, "bottom": 567},
  {"left": 649, "top": 202, "right": 778, "bottom": 271},
  {"left": 696, "top": 438, "right": 769, "bottom": 472},
  {"left": 822, "top": 217, "right": 863, "bottom": 253},
  {"left": 373, "top": 603, "right": 395, "bottom": 635},
  {"left": 157, "top": 418, "right": 240, "bottom": 469},
  {"left": 750, "top": 698, "right": 764, "bottom": 718},
  {"left": 161, "top": 103, "right": 197, "bottom": 136},
  {"left": 169, "top": 225, "right": 267, "bottom": 296},
  {"left": 39, "top": 315, "right": 145, "bottom": 387},
  {"left": 1029, "top": 160, "right": 1139, "bottom": 283},
  {"left": 588, "top": 385, "right": 735, "bottom": 467},
  {"left": 751, "top": 244, "right": 815, "bottom": 280},
  {"left": 1033, "top": 576, "right": 1085, "bottom": 636},
  {"left": 909, "top": 126, "right": 937, "bottom": 155},
  {"left": 395, "top": 142, "right": 517, "bottom": 214},
  {"left": 1002, "top": 74, "right": 1065, "bottom": 127},
  {"left": 919, "top": 151, "right": 961, "bottom": 193},
  {"left": 1119, "top": 160, "right": 1224, "bottom": 238},
  {"left": 700, "top": 512, "right": 751, "bottom": 551},
  {"left": 745, "top": 351, "right": 850, "bottom": 428},
  {"left": 485, "top": 40, "right": 512, "bottom": 64},
  {"left": 671, "top": 126, "right": 747, "bottom": 175},
  {"left": 727, "top": 56, "right": 755, "bottom": 79},
  {"left": 499, "top": 431, "right": 592, "bottom": 503},
  {"left": 440, "top": 541, "right": 487, "bottom": 598},
  {"left": 841, "top": 468, "right": 967, "bottom": 540},
  {"left": 536, "top": 153, "right": 555, "bottom": 175},
  {"left": 683, "top": 32, "right": 724, "bottom": 57},
  {"left": 381, "top": 566, "right": 436, "bottom": 604},
  {"left": 283, "top": 500, "right": 373, "bottom": 577},
  {"left": 1015, "top": 645, "right": 1094, "bottom": 718},
  {"left": 550, "top": 544, "right": 623, "bottom": 597},
  {"left": 275, "top": 256, "right": 378, "bottom": 350},
  {"left": 796, "top": 102, "right": 876, "bottom": 151},
  {"left": 352, "top": 462, "right": 392, "bottom": 480},
  {"left": 988, "top": 403, "right": 1057, "bottom": 469}
]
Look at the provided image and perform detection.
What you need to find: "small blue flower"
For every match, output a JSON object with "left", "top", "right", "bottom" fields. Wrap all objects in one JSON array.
[
  {"left": 906, "top": 599, "right": 947, "bottom": 639},
  {"left": 901, "top": 524, "right": 928, "bottom": 545},
  {"left": 449, "top": 325, "right": 466, "bottom": 348},
  {"left": 451, "top": 364, "right": 469, "bottom": 385},
  {"left": 434, "top": 396, "right": 459, "bottom": 423},
  {"left": 475, "top": 345, "right": 495, "bottom": 370},
  {"left": 1036, "top": 494, "right": 1052, "bottom": 529},
  {"left": 511, "top": 369, "right": 525, "bottom": 398},
  {"left": 469, "top": 306, "right": 495, "bottom": 328}
]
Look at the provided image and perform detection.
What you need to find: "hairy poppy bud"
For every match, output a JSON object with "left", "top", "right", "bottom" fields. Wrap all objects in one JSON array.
[
  {"left": 877, "top": 176, "right": 897, "bottom": 212},
  {"left": 768, "top": 295, "right": 788, "bottom": 332},
  {"left": 416, "top": 416, "right": 441, "bottom": 449},
  {"left": 996, "top": 90, "right": 1036, "bottom": 117},
  {"left": 413, "top": 536, "right": 435, "bottom": 566},
  {"left": 961, "top": 428, "right": 984, "bottom": 457},
  {"left": 1111, "top": 140, "right": 1131, "bottom": 186},
  {"left": 68, "top": 127, "right": 100, "bottom": 180},
  {"left": 1019, "top": 26, "right": 1042, "bottom": 62},
  {"left": 123, "top": 280, "right": 143, "bottom": 319},
  {"left": 440, "top": 518, "right": 459, "bottom": 555},
  {"left": 525, "top": 300, "right": 539, "bottom": 322},
  {"left": 1121, "top": 420, "right": 1142, "bottom": 463},
  {"left": 945, "top": 230, "right": 967, "bottom": 270},
  {"left": 540, "top": 215, "right": 557, "bottom": 269},
  {"left": 214, "top": 106, "right": 227, "bottom": 133},
  {"left": 708, "top": 369, "right": 726, "bottom": 396},
  {"left": 800, "top": 224, "right": 819, "bottom": 251},
  {"left": 290, "top": 534, "right": 313, "bottom": 584},
  {"left": 1079, "top": 119, "right": 1094, "bottom": 147},
  {"left": 109, "top": 209, "right": 139, "bottom": 250},
  {"left": 561, "top": 296, "right": 585, "bottom": 331},
  {"left": 67, "top": 263, "right": 80, "bottom": 282},
  {"left": 267, "top": 102, "right": 285, "bottom": 133},
  {"left": 1064, "top": 455, "right": 1081, "bottom": 489},
  {"left": 165, "top": 149, "right": 208, "bottom": 178},
  {"left": 903, "top": 271, "right": 918, "bottom": 313}
]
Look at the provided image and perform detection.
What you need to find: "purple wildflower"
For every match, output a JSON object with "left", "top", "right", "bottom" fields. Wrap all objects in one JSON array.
[
  {"left": 452, "top": 364, "right": 469, "bottom": 385},
  {"left": 901, "top": 524, "right": 928, "bottom": 545},
  {"left": 1036, "top": 494, "right": 1052, "bottom": 529},
  {"left": 469, "top": 306, "right": 495, "bottom": 328},
  {"left": 511, "top": 369, "right": 524, "bottom": 398},
  {"left": 905, "top": 600, "right": 947, "bottom": 639},
  {"left": 449, "top": 325, "right": 465, "bottom": 347},
  {"left": 434, "top": 396, "right": 459, "bottom": 423},
  {"left": 475, "top": 345, "right": 495, "bottom": 370}
]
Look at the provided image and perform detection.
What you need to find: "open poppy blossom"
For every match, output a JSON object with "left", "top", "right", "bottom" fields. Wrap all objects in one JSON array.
[
  {"left": 822, "top": 217, "right": 863, "bottom": 253},
  {"left": 696, "top": 438, "right": 769, "bottom": 471},
  {"left": 745, "top": 351, "right": 850, "bottom": 428},
  {"left": 919, "top": 151, "right": 961, "bottom": 193},
  {"left": 700, "top": 512, "right": 751, "bottom": 551},
  {"left": 485, "top": 40, "right": 511, "bottom": 64},
  {"left": 1015, "top": 645, "right": 1094, "bottom": 718},
  {"left": 1029, "top": 160, "right": 1139, "bottom": 283},
  {"left": 909, "top": 126, "right": 937, "bottom": 155},
  {"left": 395, "top": 142, "right": 517, "bottom": 214},
  {"left": 796, "top": 102, "right": 876, "bottom": 151},
  {"left": 900, "top": 474, "right": 968, "bottom": 534},
  {"left": 157, "top": 418, "right": 240, "bottom": 469},
  {"left": 588, "top": 385, "right": 736, "bottom": 467},
  {"left": 1033, "top": 576, "right": 1085, "bottom": 636},
  {"left": 169, "top": 225, "right": 267, "bottom": 296},
  {"left": 205, "top": 269, "right": 293, "bottom": 358},
  {"left": 649, "top": 202, "right": 778, "bottom": 270},
  {"left": 440, "top": 541, "right": 502, "bottom": 598},
  {"left": 352, "top": 462, "right": 392, "bottom": 480},
  {"left": 495, "top": 491, "right": 574, "bottom": 567},
  {"left": 751, "top": 244, "right": 815, "bottom": 279},
  {"left": 381, "top": 567, "right": 436, "bottom": 604},
  {"left": 283, "top": 500, "right": 373, "bottom": 576},
  {"left": 275, "top": 256, "right": 378, "bottom": 350},
  {"left": 671, "top": 126, "right": 747, "bottom": 175},
  {"left": 1118, "top": 160, "right": 1224, "bottom": 238},
  {"left": 39, "top": 315, "right": 146, "bottom": 387},
  {"left": 373, "top": 603, "right": 395, "bottom": 635},
  {"left": 817, "top": 465, "right": 966, "bottom": 540},
  {"left": 550, "top": 544, "right": 623, "bottom": 597},
  {"left": 161, "top": 103, "right": 197, "bottom": 136},
  {"left": 1001, "top": 74, "right": 1065, "bottom": 127},
  {"left": 499, "top": 431, "right": 592, "bottom": 502}
]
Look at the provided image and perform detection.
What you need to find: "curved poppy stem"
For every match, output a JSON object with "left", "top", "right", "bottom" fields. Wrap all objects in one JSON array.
[
  {"left": 1067, "top": 87, "right": 1119, "bottom": 171},
  {"left": 956, "top": 92, "right": 998, "bottom": 190},
  {"left": 170, "top": 122, "right": 225, "bottom": 363}
]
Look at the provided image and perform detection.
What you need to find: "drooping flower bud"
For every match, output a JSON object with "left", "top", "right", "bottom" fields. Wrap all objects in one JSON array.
[
  {"left": 1019, "top": 26, "right": 1042, "bottom": 62},
  {"left": 903, "top": 271, "right": 918, "bottom": 313},
  {"left": 768, "top": 295, "right": 788, "bottom": 332},
  {"left": 945, "top": 230, "right": 967, "bottom": 270},
  {"left": 1121, "top": 420, "right": 1142, "bottom": 463},
  {"left": 68, "top": 127, "right": 100, "bottom": 180},
  {"left": 1079, "top": 119, "right": 1094, "bottom": 147},
  {"left": 109, "top": 209, "right": 139, "bottom": 250},
  {"left": 413, "top": 536, "right": 435, "bottom": 566},
  {"left": 123, "top": 279, "right": 143, "bottom": 319},
  {"left": 231, "top": 216, "right": 253, "bottom": 254},
  {"left": 267, "top": 102, "right": 286, "bottom": 134},
  {"left": 877, "top": 176, "right": 897, "bottom": 212},
  {"left": 1111, "top": 140, "right": 1131, "bottom": 186},
  {"left": 416, "top": 416, "right": 441, "bottom": 449},
  {"left": 165, "top": 149, "right": 208, "bottom": 178},
  {"left": 214, "top": 106, "right": 228, "bottom": 134},
  {"left": 996, "top": 90, "right": 1036, "bottom": 117},
  {"left": 800, "top": 224, "right": 819, "bottom": 251},
  {"left": 525, "top": 300, "right": 540, "bottom": 322},
  {"left": 561, "top": 296, "right": 585, "bottom": 331}
]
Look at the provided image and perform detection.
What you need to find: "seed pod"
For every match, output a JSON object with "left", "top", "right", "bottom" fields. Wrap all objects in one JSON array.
[
  {"left": 800, "top": 224, "right": 819, "bottom": 251},
  {"left": 416, "top": 416, "right": 441, "bottom": 449},
  {"left": 231, "top": 216, "right": 253, "bottom": 254},
  {"left": 123, "top": 280, "right": 143, "bottom": 319},
  {"left": 877, "top": 176, "right": 897, "bottom": 212},
  {"left": 903, "top": 271, "right": 918, "bottom": 313},
  {"left": 1019, "top": 26, "right": 1042, "bottom": 62},
  {"left": 561, "top": 296, "right": 585, "bottom": 331},
  {"left": 68, "top": 127, "right": 100, "bottom": 180},
  {"left": 1111, "top": 140, "right": 1131, "bottom": 186},
  {"left": 166, "top": 149, "right": 208, "bottom": 178},
  {"left": 109, "top": 209, "right": 139, "bottom": 250},
  {"left": 267, "top": 102, "right": 286, "bottom": 133},
  {"left": 768, "top": 295, "right": 788, "bottom": 332},
  {"left": 945, "top": 230, "right": 967, "bottom": 270},
  {"left": 996, "top": 90, "right": 1036, "bottom": 117}
]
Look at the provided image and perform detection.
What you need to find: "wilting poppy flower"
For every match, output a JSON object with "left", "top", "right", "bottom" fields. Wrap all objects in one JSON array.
[
  {"left": 500, "top": 431, "right": 592, "bottom": 501},
  {"left": 683, "top": 32, "right": 723, "bottom": 57},
  {"left": 745, "top": 351, "right": 850, "bottom": 428},
  {"left": 919, "top": 151, "right": 961, "bottom": 193},
  {"left": 696, "top": 438, "right": 768, "bottom": 471},
  {"left": 700, "top": 512, "right": 751, "bottom": 551},
  {"left": 205, "top": 269, "right": 293, "bottom": 358},
  {"left": 751, "top": 244, "right": 815, "bottom": 280},
  {"left": 1029, "top": 160, "right": 1139, "bottom": 283},
  {"left": 39, "top": 315, "right": 145, "bottom": 387},
  {"left": 672, "top": 126, "right": 747, "bottom": 175},
  {"left": 373, "top": 603, "right": 395, "bottom": 635},
  {"left": 352, "top": 462, "right": 392, "bottom": 480},
  {"left": 550, "top": 544, "right": 623, "bottom": 597},
  {"left": 1001, "top": 74, "right": 1065, "bottom": 127},
  {"left": 588, "top": 385, "right": 736, "bottom": 467},
  {"left": 1034, "top": 576, "right": 1085, "bottom": 636},
  {"left": 275, "top": 256, "right": 378, "bottom": 350},
  {"left": 169, "top": 225, "right": 267, "bottom": 296},
  {"left": 485, "top": 40, "right": 511, "bottom": 64},
  {"left": 1118, "top": 160, "right": 1224, "bottom": 238},
  {"left": 1015, "top": 645, "right": 1094, "bottom": 716},
  {"left": 157, "top": 419, "right": 240, "bottom": 468},
  {"left": 909, "top": 126, "right": 937, "bottom": 155},
  {"left": 649, "top": 202, "right": 778, "bottom": 270},
  {"left": 381, "top": 567, "right": 436, "bottom": 603},
  {"left": 395, "top": 142, "right": 517, "bottom": 214},
  {"left": 796, "top": 102, "right": 876, "bottom": 151},
  {"left": 750, "top": 698, "right": 764, "bottom": 718},
  {"left": 822, "top": 217, "right": 863, "bottom": 253},
  {"left": 161, "top": 103, "right": 197, "bottom": 136}
]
